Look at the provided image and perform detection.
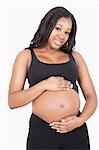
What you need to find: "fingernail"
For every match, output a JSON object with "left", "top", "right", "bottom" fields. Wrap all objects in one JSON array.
[
  {"left": 71, "top": 84, "right": 73, "bottom": 88},
  {"left": 51, "top": 126, "right": 55, "bottom": 129},
  {"left": 49, "top": 123, "right": 52, "bottom": 126},
  {"left": 49, "top": 123, "right": 54, "bottom": 126},
  {"left": 56, "top": 130, "right": 60, "bottom": 132},
  {"left": 61, "top": 119, "right": 65, "bottom": 122}
]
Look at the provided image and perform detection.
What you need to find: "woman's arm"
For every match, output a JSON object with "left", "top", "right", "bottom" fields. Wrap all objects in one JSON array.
[
  {"left": 8, "top": 50, "right": 46, "bottom": 109},
  {"left": 73, "top": 51, "right": 97, "bottom": 123}
]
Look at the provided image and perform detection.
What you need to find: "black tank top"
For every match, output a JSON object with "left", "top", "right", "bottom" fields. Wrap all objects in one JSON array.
[{"left": 26, "top": 49, "right": 79, "bottom": 93}]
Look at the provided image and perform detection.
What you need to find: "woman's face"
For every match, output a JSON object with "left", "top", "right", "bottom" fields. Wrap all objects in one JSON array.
[{"left": 47, "top": 17, "right": 72, "bottom": 50}]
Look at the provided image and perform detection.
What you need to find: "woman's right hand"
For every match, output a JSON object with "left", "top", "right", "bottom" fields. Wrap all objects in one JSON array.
[{"left": 44, "top": 76, "right": 73, "bottom": 91}]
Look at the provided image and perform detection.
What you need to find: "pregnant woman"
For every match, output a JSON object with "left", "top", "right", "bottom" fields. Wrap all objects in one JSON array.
[{"left": 8, "top": 7, "right": 97, "bottom": 149}]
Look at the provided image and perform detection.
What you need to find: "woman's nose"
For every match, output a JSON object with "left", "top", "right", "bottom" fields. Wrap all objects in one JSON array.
[{"left": 58, "top": 31, "right": 65, "bottom": 39}]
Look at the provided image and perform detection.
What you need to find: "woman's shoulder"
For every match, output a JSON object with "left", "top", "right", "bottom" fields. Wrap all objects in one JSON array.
[
  {"left": 72, "top": 50, "right": 82, "bottom": 58},
  {"left": 14, "top": 49, "right": 32, "bottom": 69},
  {"left": 15, "top": 49, "right": 31, "bottom": 62},
  {"left": 16, "top": 49, "right": 31, "bottom": 58},
  {"left": 71, "top": 50, "right": 85, "bottom": 67}
]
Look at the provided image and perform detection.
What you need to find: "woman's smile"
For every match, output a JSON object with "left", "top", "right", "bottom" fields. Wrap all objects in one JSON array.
[{"left": 53, "top": 38, "right": 63, "bottom": 46}]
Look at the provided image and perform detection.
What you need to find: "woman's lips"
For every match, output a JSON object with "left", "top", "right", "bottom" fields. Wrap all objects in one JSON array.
[{"left": 54, "top": 39, "right": 62, "bottom": 46}]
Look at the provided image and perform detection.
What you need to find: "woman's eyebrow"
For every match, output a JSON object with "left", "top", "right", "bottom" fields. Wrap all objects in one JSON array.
[
  {"left": 56, "top": 24, "right": 71, "bottom": 31},
  {"left": 56, "top": 23, "right": 62, "bottom": 27}
]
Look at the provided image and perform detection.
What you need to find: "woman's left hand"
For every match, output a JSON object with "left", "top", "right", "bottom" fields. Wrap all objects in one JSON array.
[{"left": 49, "top": 116, "right": 83, "bottom": 133}]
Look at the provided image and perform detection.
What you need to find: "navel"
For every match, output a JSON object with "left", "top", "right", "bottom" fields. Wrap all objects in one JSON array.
[{"left": 59, "top": 104, "right": 65, "bottom": 108}]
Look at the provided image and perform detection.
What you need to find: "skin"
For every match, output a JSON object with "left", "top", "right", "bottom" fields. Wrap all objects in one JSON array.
[
  {"left": 8, "top": 17, "right": 97, "bottom": 133},
  {"left": 50, "top": 50, "right": 97, "bottom": 133},
  {"left": 43, "top": 17, "right": 72, "bottom": 51}
]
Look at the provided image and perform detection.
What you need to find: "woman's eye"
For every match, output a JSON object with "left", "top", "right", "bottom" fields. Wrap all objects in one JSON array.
[
  {"left": 55, "top": 27, "right": 70, "bottom": 35},
  {"left": 55, "top": 27, "right": 61, "bottom": 31},
  {"left": 65, "top": 32, "right": 70, "bottom": 35}
]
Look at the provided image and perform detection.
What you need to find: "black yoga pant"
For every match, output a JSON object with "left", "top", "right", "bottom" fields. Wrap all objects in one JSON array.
[{"left": 27, "top": 113, "right": 90, "bottom": 150}]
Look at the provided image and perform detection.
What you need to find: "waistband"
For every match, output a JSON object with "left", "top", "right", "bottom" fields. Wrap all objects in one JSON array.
[
  {"left": 30, "top": 111, "right": 81, "bottom": 126},
  {"left": 30, "top": 113, "right": 49, "bottom": 127}
]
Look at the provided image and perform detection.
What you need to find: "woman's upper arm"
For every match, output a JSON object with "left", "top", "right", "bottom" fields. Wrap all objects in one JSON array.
[
  {"left": 72, "top": 51, "right": 96, "bottom": 99},
  {"left": 8, "top": 49, "right": 31, "bottom": 95}
]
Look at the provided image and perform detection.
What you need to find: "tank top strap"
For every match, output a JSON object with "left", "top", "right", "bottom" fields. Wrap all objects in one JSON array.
[
  {"left": 28, "top": 48, "right": 34, "bottom": 59},
  {"left": 27, "top": 48, "right": 37, "bottom": 63},
  {"left": 68, "top": 52, "right": 76, "bottom": 64}
]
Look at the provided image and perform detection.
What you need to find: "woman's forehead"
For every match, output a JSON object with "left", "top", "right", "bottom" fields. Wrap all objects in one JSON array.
[{"left": 56, "top": 17, "right": 72, "bottom": 30}]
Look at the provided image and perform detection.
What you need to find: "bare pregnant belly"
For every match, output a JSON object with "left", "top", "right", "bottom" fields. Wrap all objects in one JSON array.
[{"left": 32, "top": 89, "right": 80, "bottom": 123}]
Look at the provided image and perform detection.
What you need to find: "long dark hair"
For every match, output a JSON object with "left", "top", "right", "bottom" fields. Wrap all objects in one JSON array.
[{"left": 28, "top": 6, "right": 77, "bottom": 53}]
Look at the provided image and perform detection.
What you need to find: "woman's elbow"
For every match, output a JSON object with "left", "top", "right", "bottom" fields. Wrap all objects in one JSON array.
[
  {"left": 8, "top": 95, "right": 16, "bottom": 109},
  {"left": 91, "top": 94, "right": 98, "bottom": 110}
]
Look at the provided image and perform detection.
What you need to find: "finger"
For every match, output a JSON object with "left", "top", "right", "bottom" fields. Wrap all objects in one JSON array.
[
  {"left": 57, "top": 77, "right": 64, "bottom": 81},
  {"left": 67, "top": 81, "right": 73, "bottom": 89},
  {"left": 65, "top": 80, "right": 73, "bottom": 89},
  {"left": 51, "top": 126, "right": 60, "bottom": 130},
  {"left": 60, "top": 80, "right": 72, "bottom": 87},
  {"left": 61, "top": 116, "right": 75, "bottom": 122},
  {"left": 51, "top": 124, "right": 66, "bottom": 129},
  {"left": 63, "top": 81, "right": 72, "bottom": 90},
  {"left": 60, "top": 83, "right": 71, "bottom": 90},
  {"left": 70, "top": 83, "right": 73, "bottom": 89},
  {"left": 65, "top": 80, "right": 71, "bottom": 85},
  {"left": 56, "top": 129, "right": 67, "bottom": 133},
  {"left": 56, "top": 125, "right": 76, "bottom": 133},
  {"left": 68, "top": 81, "right": 71, "bottom": 85},
  {"left": 57, "top": 127, "right": 74, "bottom": 133},
  {"left": 62, "top": 83, "right": 70, "bottom": 90},
  {"left": 61, "top": 82, "right": 67, "bottom": 86},
  {"left": 49, "top": 122, "right": 61, "bottom": 126},
  {"left": 61, "top": 83, "right": 67, "bottom": 88},
  {"left": 61, "top": 121, "right": 73, "bottom": 127}
]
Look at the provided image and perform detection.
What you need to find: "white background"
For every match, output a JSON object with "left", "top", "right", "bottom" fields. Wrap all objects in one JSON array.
[{"left": 0, "top": 0, "right": 99, "bottom": 150}]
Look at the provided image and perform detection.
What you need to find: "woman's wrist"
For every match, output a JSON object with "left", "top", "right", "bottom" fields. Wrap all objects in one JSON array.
[
  {"left": 38, "top": 80, "right": 47, "bottom": 92},
  {"left": 78, "top": 115, "right": 86, "bottom": 126}
]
